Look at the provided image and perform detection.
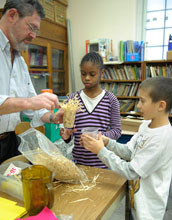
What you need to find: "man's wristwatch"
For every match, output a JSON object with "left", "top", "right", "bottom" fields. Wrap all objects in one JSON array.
[{"left": 49, "top": 114, "right": 54, "bottom": 123}]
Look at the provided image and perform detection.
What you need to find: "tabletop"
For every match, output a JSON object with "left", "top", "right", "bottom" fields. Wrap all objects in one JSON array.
[
  {"left": 0, "top": 165, "right": 127, "bottom": 220},
  {"left": 52, "top": 165, "right": 127, "bottom": 220}
]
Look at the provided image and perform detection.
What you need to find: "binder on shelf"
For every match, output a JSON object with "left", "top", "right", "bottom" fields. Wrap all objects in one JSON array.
[
  {"left": 120, "top": 40, "right": 145, "bottom": 62},
  {"left": 120, "top": 41, "right": 125, "bottom": 61},
  {"left": 126, "top": 53, "right": 140, "bottom": 62},
  {"left": 168, "top": 34, "right": 172, "bottom": 51}
]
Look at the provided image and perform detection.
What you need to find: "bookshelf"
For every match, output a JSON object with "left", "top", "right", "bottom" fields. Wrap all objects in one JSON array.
[
  {"left": 101, "top": 61, "right": 144, "bottom": 117},
  {"left": 101, "top": 60, "right": 172, "bottom": 120}
]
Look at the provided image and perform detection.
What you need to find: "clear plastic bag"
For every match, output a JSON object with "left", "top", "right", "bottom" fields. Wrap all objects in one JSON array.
[
  {"left": 0, "top": 161, "right": 30, "bottom": 200},
  {"left": 18, "top": 128, "right": 88, "bottom": 184}
]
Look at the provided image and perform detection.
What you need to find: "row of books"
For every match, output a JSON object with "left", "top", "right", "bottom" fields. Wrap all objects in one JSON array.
[
  {"left": 100, "top": 82, "right": 140, "bottom": 97},
  {"left": 103, "top": 65, "right": 141, "bottom": 80},
  {"left": 120, "top": 100, "right": 172, "bottom": 115},
  {"left": 52, "top": 53, "right": 64, "bottom": 69},
  {"left": 119, "top": 100, "right": 138, "bottom": 113},
  {"left": 146, "top": 65, "right": 172, "bottom": 78},
  {"left": 52, "top": 72, "right": 64, "bottom": 83},
  {"left": 29, "top": 52, "right": 48, "bottom": 67}
]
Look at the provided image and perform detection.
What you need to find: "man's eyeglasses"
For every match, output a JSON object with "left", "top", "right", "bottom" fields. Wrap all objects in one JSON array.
[{"left": 26, "top": 22, "right": 40, "bottom": 36}]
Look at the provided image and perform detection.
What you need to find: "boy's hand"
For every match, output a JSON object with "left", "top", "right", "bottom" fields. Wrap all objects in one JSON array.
[
  {"left": 102, "top": 135, "right": 109, "bottom": 146},
  {"left": 60, "top": 127, "right": 76, "bottom": 140},
  {"left": 80, "top": 132, "right": 104, "bottom": 154}
]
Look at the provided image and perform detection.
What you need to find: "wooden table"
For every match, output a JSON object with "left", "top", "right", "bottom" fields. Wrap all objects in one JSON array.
[{"left": 0, "top": 165, "right": 127, "bottom": 220}]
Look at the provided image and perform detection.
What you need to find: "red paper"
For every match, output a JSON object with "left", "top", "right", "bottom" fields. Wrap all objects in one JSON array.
[{"left": 16, "top": 207, "right": 59, "bottom": 220}]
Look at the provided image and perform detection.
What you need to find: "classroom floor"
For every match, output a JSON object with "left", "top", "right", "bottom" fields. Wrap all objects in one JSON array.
[{"left": 108, "top": 196, "right": 125, "bottom": 220}]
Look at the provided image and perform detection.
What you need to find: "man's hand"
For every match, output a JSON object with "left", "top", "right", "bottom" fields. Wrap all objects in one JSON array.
[
  {"left": 80, "top": 132, "right": 105, "bottom": 154},
  {"left": 52, "top": 109, "right": 64, "bottom": 124},
  {"left": 28, "top": 92, "right": 60, "bottom": 111}
]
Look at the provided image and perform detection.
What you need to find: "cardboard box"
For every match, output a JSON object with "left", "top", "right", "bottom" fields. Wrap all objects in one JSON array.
[
  {"left": 55, "top": 0, "right": 68, "bottom": 6},
  {"left": 121, "top": 118, "right": 143, "bottom": 132},
  {"left": 54, "top": 1, "right": 66, "bottom": 26},
  {"left": 43, "top": 0, "right": 55, "bottom": 22},
  {"left": 167, "top": 51, "right": 172, "bottom": 60}
]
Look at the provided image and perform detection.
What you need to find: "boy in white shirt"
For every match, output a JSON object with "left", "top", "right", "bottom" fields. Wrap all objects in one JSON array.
[{"left": 80, "top": 76, "right": 172, "bottom": 220}]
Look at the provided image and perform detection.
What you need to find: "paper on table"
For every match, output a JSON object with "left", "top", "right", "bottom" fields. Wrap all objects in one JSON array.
[
  {"left": 0, "top": 196, "right": 16, "bottom": 205},
  {"left": 3, "top": 162, "right": 21, "bottom": 176},
  {"left": 0, "top": 197, "right": 27, "bottom": 220},
  {"left": 16, "top": 206, "right": 59, "bottom": 220}
]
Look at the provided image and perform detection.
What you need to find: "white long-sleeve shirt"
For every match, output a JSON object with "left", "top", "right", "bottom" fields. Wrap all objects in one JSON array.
[
  {"left": 98, "top": 120, "right": 172, "bottom": 220},
  {"left": 0, "top": 29, "right": 48, "bottom": 133}
]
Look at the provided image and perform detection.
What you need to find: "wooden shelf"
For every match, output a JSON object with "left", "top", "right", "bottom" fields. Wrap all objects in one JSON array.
[
  {"left": 52, "top": 69, "right": 65, "bottom": 72},
  {"left": 120, "top": 112, "right": 141, "bottom": 116},
  {"left": 117, "top": 96, "right": 139, "bottom": 99},
  {"left": 29, "top": 68, "right": 48, "bottom": 71},
  {"left": 101, "top": 79, "right": 142, "bottom": 83}
]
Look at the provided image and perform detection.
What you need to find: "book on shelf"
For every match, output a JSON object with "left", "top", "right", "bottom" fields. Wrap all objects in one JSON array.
[
  {"left": 120, "top": 41, "right": 125, "bottom": 61},
  {"left": 128, "top": 83, "right": 135, "bottom": 96},
  {"left": 103, "top": 69, "right": 109, "bottom": 79},
  {"left": 166, "top": 65, "right": 172, "bottom": 77},
  {"left": 121, "top": 66, "right": 128, "bottom": 80},
  {"left": 120, "top": 100, "right": 128, "bottom": 112},
  {"left": 113, "top": 83, "right": 118, "bottom": 94},
  {"left": 101, "top": 82, "right": 114, "bottom": 93},
  {"left": 133, "top": 65, "right": 141, "bottom": 79},
  {"left": 29, "top": 52, "right": 47, "bottom": 67},
  {"left": 114, "top": 67, "right": 120, "bottom": 80},
  {"left": 109, "top": 67, "right": 117, "bottom": 80},
  {"left": 134, "top": 100, "right": 139, "bottom": 113},
  {"left": 128, "top": 83, "right": 139, "bottom": 96},
  {"left": 122, "top": 84, "right": 130, "bottom": 96},
  {"left": 107, "top": 68, "right": 114, "bottom": 80},
  {"left": 125, "top": 101, "right": 136, "bottom": 112},
  {"left": 126, "top": 65, "right": 135, "bottom": 80},
  {"left": 120, "top": 100, "right": 136, "bottom": 112},
  {"left": 132, "top": 83, "right": 139, "bottom": 96},
  {"left": 117, "top": 84, "right": 125, "bottom": 96},
  {"left": 120, "top": 67, "right": 127, "bottom": 80}
]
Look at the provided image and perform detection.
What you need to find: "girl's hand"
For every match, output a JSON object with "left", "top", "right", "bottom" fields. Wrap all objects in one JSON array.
[
  {"left": 60, "top": 127, "right": 76, "bottom": 140},
  {"left": 80, "top": 132, "right": 104, "bottom": 154}
]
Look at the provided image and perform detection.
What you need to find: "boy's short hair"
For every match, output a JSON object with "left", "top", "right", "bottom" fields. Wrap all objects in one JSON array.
[
  {"left": 139, "top": 76, "right": 172, "bottom": 112},
  {"left": 80, "top": 52, "right": 104, "bottom": 71},
  {"left": 2, "top": 0, "right": 45, "bottom": 19}
]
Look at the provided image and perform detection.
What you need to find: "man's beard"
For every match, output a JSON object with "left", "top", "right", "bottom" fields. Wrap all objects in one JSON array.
[{"left": 10, "top": 29, "right": 28, "bottom": 51}]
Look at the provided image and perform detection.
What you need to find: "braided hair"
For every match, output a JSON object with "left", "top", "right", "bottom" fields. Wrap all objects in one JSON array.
[{"left": 80, "top": 52, "right": 104, "bottom": 71}]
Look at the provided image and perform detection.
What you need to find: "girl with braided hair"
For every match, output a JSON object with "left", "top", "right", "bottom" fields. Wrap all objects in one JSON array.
[{"left": 60, "top": 52, "right": 121, "bottom": 168}]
